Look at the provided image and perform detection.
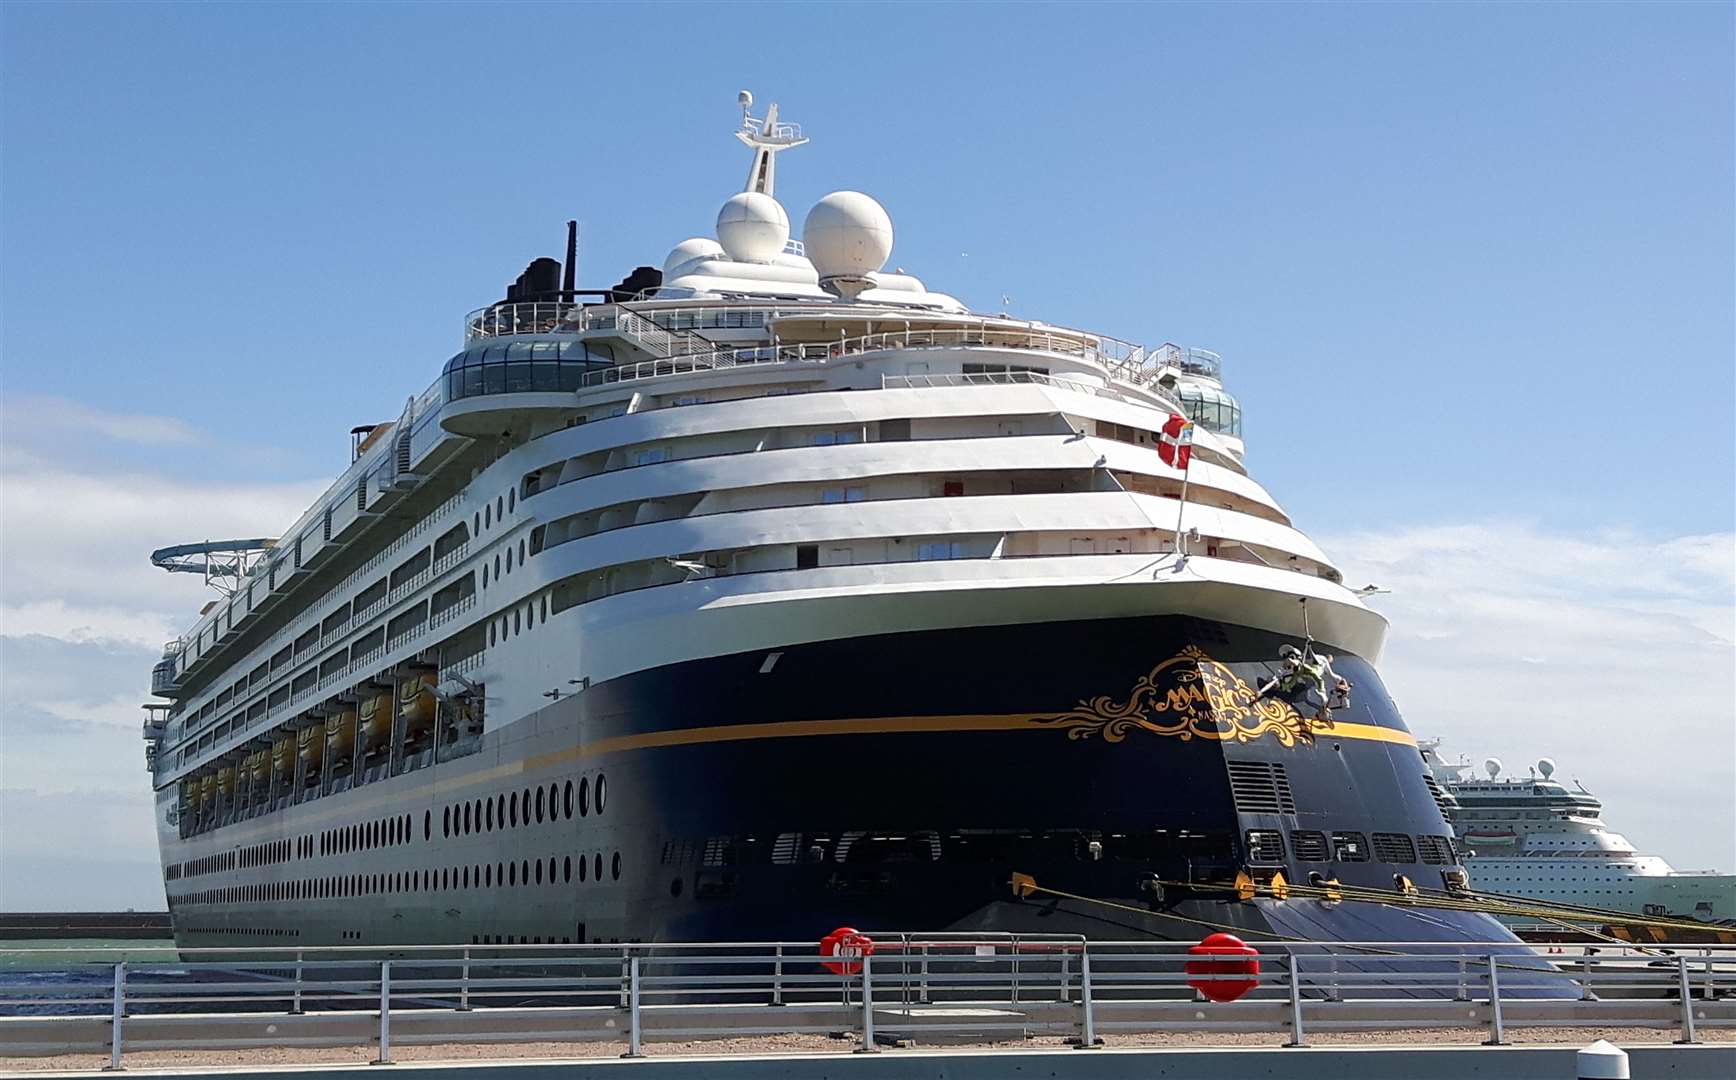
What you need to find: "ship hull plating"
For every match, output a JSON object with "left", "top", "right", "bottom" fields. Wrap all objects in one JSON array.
[{"left": 158, "top": 613, "right": 1515, "bottom": 951}]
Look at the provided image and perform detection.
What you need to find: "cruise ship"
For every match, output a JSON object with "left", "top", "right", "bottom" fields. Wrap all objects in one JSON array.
[
  {"left": 1423, "top": 742, "right": 1735, "bottom": 933},
  {"left": 143, "top": 95, "right": 1516, "bottom": 952}
]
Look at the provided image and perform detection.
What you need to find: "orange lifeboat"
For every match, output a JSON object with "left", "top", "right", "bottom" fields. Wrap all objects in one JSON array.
[
  {"left": 360, "top": 690, "right": 394, "bottom": 752},
  {"left": 272, "top": 735, "right": 294, "bottom": 777},
  {"left": 399, "top": 673, "right": 437, "bottom": 740},
  {"left": 326, "top": 708, "right": 358, "bottom": 766}
]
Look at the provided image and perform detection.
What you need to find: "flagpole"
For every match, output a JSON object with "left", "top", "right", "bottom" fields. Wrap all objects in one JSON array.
[{"left": 1171, "top": 421, "right": 1194, "bottom": 559}]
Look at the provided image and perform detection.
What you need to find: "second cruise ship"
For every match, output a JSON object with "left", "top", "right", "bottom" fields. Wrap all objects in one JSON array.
[{"left": 143, "top": 95, "right": 1513, "bottom": 953}]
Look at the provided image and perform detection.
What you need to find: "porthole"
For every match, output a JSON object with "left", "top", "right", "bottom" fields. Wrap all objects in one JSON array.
[
  {"left": 489, "top": 623, "right": 496, "bottom": 646},
  {"left": 510, "top": 793, "right": 519, "bottom": 827},
  {"left": 443, "top": 806, "right": 451, "bottom": 838},
  {"left": 563, "top": 856, "right": 572, "bottom": 883},
  {"left": 670, "top": 877, "right": 683, "bottom": 898},
  {"left": 508, "top": 861, "right": 516, "bottom": 886},
  {"left": 485, "top": 504, "right": 492, "bottom": 528},
  {"left": 547, "top": 856, "right": 556, "bottom": 883},
  {"left": 578, "top": 777, "right": 589, "bottom": 816},
  {"left": 519, "top": 539, "right": 526, "bottom": 564},
  {"left": 485, "top": 863, "right": 493, "bottom": 887},
  {"left": 563, "top": 780, "right": 573, "bottom": 819},
  {"left": 595, "top": 852, "right": 603, "bottom": 881},
  {"left": 579, "top": 855, "right": 588, "bottom": 882},
  {"left": 611, "top": 852, "right": 621, "bottom": 880},
  {"left": 536, "top": 787, "right": 545, "bottom": 822},
  {"left": 541, "top": 596, "right": 548, "bottom": 621},
  {"left": 596, "top": 773, "right": 607, "bottom": 813},
  {"left": 496, "top": 495, "right": 504, "bottom": 519},
  {"left": 482, "top": 565, "right": 489, "bottom": 587},
  {"left": 506, "top": 548, "right": 513, "bottom": 573},
  {"left": 494, "top": 554, "right": 501, "bottom": 579},
  {"left": 509, "top": 489, "right": 516, "bottom": 512},
  {"left": 485, "top": 798, "right": 495, "bottom": 832},
  {"left": 535, "top": 859, "right": 543, "bottom": 885},
  {"left": 474, "top": 512, "right": 480, "bottom": 535},
  {"left": 463, "top": 802, "right": 472, "bottom": 835},
  {"left": 514, "top": 610, "right": 521, "bottom": 635}
]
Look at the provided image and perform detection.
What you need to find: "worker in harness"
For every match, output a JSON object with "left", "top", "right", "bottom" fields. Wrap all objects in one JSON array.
[{"left": 1256, "top": 642, "right": 1352, "bottom": 724}]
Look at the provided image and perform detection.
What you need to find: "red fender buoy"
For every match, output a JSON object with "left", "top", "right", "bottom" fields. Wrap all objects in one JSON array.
[{"left": 1185, "top": 932, "right": 1261, "bottom": 1002}]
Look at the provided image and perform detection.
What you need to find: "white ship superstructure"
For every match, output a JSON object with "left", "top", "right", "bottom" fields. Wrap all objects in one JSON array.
[
  {"left": 141, "top": 97, "right": 1499, "bottom": 953},
  {"left": 1423, "top": 742, "right": 1735, "bottom": 931}
]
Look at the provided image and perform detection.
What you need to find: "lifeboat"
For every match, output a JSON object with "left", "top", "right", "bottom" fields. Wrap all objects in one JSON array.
[
  {"left": 298, "top": 722, "right": 325, "bottom": 765},
  {"left": 217, "top": 765, "right": 236, "bottom": 799},
  {"left": 199, "top": 772, "right": 216, "bottom": 809},
  {"left": 248, "top": 749, "right": 269, "bottom": 786},
  {"left": 360, "top": 690, "right": 395, "bottom": 754},
  {"left": 399, "top": 673, "right": 437, "bottom": 739},
  {"left": 326, "top": 708, "right": 358, "bottom": 765},
  {"left": 272, "top": 735, "right": 294, "bottom": 777}
]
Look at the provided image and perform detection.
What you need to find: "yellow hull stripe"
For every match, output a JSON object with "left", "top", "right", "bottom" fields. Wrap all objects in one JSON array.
[{"left": 527, "top": 714, "right": 1415, "bottom": 771}]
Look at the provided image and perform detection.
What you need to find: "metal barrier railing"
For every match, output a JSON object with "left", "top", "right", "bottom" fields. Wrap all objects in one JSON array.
[{"left": 1, "top": 939, "right": 1731, "bottom": 1066}]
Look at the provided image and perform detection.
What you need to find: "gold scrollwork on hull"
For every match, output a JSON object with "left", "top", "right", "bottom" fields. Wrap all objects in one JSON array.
[{"left": 1035, "top": 645, "right": 1317, "bottom": 746}]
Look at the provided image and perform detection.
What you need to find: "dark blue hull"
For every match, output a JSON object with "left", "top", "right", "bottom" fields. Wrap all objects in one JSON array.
[{"left": 593, "top": 613, "right": 1510, "bottom": 949}]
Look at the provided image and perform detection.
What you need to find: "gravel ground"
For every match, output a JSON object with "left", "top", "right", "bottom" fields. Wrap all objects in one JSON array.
[{"left": 3, "top": 1026, "right": 1730, "bottom": 1073}]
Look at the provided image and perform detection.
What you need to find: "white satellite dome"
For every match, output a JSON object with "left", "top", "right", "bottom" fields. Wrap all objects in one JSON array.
[
  {"left": 1537, "top": 757, "right": 1556, "bottom": 779},
  {"left": 715, "top": 192, "right": 788, "bottom": 264},
  {"left": 663, "top": 237, "right": 724, "bottom": 276},
  {"left": 803, "top": 191, "right": 893, "bottom": 280},
  {"left": 1484, "top": 757, "right": 1503, "bottom": 780}
]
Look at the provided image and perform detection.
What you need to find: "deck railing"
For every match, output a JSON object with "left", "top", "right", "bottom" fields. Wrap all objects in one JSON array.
[{"left": 1, "top": 938, "right": 1729, "bottom": 1067}]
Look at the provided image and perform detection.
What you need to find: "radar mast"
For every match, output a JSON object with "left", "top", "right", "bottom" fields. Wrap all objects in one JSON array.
[{"left": 735, "top": 90, "right": 807, "bottom": 197}]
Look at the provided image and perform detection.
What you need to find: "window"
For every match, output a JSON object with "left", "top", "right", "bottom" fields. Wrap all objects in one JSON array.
[
  {"left": 496, "top": 495, "right": 504, "bottom": 519},
  {"left": 579, "top": 777, "right": 589, "bottom": 816},
  {"left": 509, "top": 793, "right": 519, "bottom": 828},
  {"left": 942, "top": 480, "right": 965, "bottom": 497},
  {"left": 821, "top": 487, "right": 866, "bottom": 504},
  {"left": 508, "top": 490, "right": 515, "bottom": 513},
  {"left": 536, "top": 786, "right": 545, "bottom": 823},
  {"left": 812, "top": 429, "right": 861, "bottom": 446},
  {"left": 596, "top": 773, "right": 606, "bottom": 812},
  {"left": 595, "top": 853, "right": 604, "bottom": 880},
  {"left": 917, "top": 541, "right": 966, "bottom": 561},
  {"left": 633, "top": 447, "right": 670, "bottom": 466},
  {"left": 612, "top": 852, "right": 622, "bottom": 881},
  {"left": 796, "top": 544, "right": 819, "bottom": 570}
]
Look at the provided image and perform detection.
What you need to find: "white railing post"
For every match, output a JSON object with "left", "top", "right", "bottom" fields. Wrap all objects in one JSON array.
[
  {"left": 1285, "top": 951, "right": 1306, "bottom": 1047},
  {"left": 771, "top": 945, "right": 784, "bottom": 1006},
  {"left": 458, "top": 947, "right": 471, "bottom": 1010},
  {"left": 290, "top": 949, "right": 304, "bottom": 1014},
  {"left": 1074, "top": 946, "right": 1099, "bottom": 1049},
  {"left": 622, "top": 955, "right": 643, "bottom": 1058},
  {"left": 1456, "top": 954, "right": 1470, "bottom": 1001},
  {"left": 856, "top": 953, "right": 878, "bottom": 1053},
  {"left": 1676, "top": 955, "right": 1698, "bottom": 1044},
  {"left": 104, "top": 961, "right": 125, "bottom": 1072},
  {"left": 1483, "top": 954, "right": 1506, "bottom": 1046},
  {"left": 374, "top": 960, "right": 392, "bottom": 1065}
]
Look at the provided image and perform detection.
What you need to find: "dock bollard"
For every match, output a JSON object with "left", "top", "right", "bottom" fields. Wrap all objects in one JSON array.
[{"left": 1576, "top": 1039, "right": 1628, "bottom": 1079}]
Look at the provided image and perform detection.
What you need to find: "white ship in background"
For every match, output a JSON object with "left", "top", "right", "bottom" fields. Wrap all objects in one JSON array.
[{"left": 1423, "top": 740, "right": 1735, "bottom": 934}]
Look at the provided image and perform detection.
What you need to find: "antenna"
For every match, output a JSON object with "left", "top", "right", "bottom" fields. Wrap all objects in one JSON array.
[{"left": 734, "top": 90, "right": 808, "bottom": 197}]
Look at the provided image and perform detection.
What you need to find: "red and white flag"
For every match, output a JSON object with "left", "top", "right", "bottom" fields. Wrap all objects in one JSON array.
[{"left": 1157, "top": 414, "right": 1195, "bottom": 470}]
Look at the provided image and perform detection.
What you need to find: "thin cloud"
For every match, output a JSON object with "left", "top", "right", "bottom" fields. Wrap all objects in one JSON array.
[{"left": 1, "top": 395, "right": 205, "bottom": 450}]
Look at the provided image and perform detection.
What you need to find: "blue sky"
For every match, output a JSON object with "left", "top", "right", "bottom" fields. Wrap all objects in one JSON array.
[{"left": 1, "top": 3, "right": 1732, "bottom": 907}]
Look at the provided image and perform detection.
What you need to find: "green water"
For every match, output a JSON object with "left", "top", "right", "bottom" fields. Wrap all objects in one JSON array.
[{"left": 0, "top": 938, "right": 179, "bottom": 970}]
